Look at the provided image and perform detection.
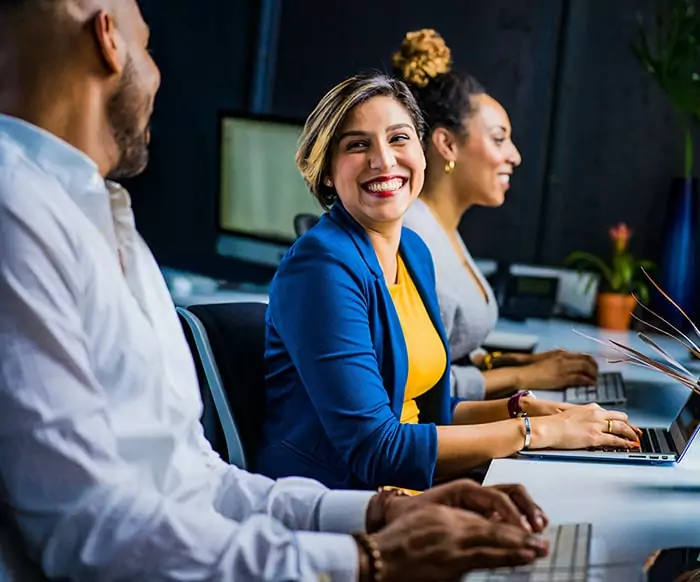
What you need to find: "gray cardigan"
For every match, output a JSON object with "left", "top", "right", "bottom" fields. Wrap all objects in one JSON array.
[{"left": 403, "top": 199, "right": 499, "bottom": 400}]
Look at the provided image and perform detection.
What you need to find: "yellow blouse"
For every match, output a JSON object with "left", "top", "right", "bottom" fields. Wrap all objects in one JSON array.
[{"left": 388, "top": 256, "right": 447, "bottom": 424}]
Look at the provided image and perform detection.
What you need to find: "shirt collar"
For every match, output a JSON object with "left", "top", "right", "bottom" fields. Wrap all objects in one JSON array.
[{"left": 0, "top": 113, "right": 103, "bottom": 199}]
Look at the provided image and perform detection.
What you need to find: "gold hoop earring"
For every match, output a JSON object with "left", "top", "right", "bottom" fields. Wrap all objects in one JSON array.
[{"left": 445, "top": 160, "right": 456, "bottom": 174}]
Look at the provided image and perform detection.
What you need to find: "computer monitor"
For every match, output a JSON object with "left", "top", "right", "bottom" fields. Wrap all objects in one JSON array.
[{"left": 216, "top": 111, "right": 322, "bottom": 267}]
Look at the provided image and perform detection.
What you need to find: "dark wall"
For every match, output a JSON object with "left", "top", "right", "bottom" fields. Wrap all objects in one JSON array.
[
  {"left": 538, "top": 0, "right": 696, "bottom": 266},
  {"left": 127, "top": 0, "right": 692, "bottom": 282},
  {"left": 126, "top": 0, "right": 277, "bottom": 282},
  {"left": 273, "top": 0, "right": 565, "bottom": 264}
]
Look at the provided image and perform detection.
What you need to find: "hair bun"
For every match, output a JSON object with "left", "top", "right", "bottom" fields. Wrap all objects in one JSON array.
[{"left": 392, "top": 29, "right": 452, "bottom": 88}]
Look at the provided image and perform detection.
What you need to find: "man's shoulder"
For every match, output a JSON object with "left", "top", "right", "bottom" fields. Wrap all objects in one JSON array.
[
  {"left": 0, "top": 140, "right": 79, "bottom": 263},
  {"left": 284, "top": 217, "right": 365, "bottom": 268},
  {"left": 272, "top": 218, "right": 371, "bottom": 300},
  {"left": 0, "top": 136, "right": 62, "bottom": 212}
]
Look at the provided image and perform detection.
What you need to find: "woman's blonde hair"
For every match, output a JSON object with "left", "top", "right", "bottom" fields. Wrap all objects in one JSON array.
[{"left": 296, "top": 72, "right": 426, "bottom": 210}]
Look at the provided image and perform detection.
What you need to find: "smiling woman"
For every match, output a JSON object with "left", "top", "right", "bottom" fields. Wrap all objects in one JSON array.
[{"left": 258, "top": 72, "right": 640, "bottom": 492}]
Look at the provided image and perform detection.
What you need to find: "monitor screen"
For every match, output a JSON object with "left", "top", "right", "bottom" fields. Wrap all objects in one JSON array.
[{"left": 219, "top": 115, "right": 322, "bottom": 244}]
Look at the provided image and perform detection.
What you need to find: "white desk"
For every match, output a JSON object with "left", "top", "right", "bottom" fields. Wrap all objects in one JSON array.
[
  {"left": 484, "top": 317, "right": 700, "bottom": 571},
  {"left": 485, "top": 459, "right": 700, "bottom": 569}
]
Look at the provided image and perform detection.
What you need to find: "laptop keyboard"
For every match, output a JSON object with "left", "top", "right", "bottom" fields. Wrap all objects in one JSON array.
[
  {"left": 587, "top": 427, "right": 674, "bottom": 457},
  {"left": 464, "top": 523, "right": 591, "bottom": 581},
  {"left": 639, "top": 428, "right": 675, "bottom": 454},
  {"left": 564, "top": 373, "right": 626, "bottom": 405}
]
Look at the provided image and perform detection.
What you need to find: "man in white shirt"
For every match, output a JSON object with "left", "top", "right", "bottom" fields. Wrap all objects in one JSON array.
[{"left": 0, "top": 0, "right": 549, "bottom": 580}]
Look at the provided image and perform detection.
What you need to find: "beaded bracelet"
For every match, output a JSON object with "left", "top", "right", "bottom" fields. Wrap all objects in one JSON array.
[{"left": 352, "top": 532, "right": 384, "bottom": 582}]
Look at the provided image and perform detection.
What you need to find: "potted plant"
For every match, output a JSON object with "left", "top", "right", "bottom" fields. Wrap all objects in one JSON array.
[
  {"left": 565, "top": 223, "right": 655, "bottom": 330},
  {"left": 631, "top": 0, "right": 700, "bottom": 327}
]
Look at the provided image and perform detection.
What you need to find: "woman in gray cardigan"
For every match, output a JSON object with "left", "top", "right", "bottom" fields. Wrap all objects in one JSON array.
[{"left": 395, "top": 29, "right": 598, "bottom": 401}]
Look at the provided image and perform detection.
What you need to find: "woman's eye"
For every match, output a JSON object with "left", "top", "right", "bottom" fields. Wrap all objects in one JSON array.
[
  {"left": 346, "top": 141, "right": 368, "bottom": 151},
  {"left": 493, "top": 136, "right": 506, "bottom": 146},
  {"left": 391, "top": 134, "right": 410, "bottom": 143}
]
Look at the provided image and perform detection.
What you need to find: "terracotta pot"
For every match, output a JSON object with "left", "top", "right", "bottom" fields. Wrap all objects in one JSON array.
[{"left": 596, "top": 293, "right": 637, "bottom": 330}]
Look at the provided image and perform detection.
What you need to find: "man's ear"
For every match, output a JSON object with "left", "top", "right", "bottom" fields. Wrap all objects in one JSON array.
[{"left": 92, "top": 10, "right": 125, "bottom": 75}]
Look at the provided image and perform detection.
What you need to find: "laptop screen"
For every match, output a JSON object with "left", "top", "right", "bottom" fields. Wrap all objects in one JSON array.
[{"left": 676, "top": 391, "right": 700, "bottom": 443}]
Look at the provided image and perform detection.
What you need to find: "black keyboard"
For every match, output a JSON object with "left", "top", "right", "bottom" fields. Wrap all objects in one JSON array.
[
  {"left": 586, "top": 428, "right": 675, "bottom": 459},
  {"left": 564, "top": 373, "right": 626, "bottom": 405},
  {"left": 639, "top": 428, "right": 675, "bottom": 455}
]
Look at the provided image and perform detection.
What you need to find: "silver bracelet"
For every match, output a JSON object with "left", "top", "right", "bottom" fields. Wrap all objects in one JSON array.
[{"left": 522, "top": 417, "right": 532, "bottom": 450}]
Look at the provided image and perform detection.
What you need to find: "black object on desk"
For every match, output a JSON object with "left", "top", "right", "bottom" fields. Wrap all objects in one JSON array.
[
  {"left": 647, "top": 547, "right": 700, "bottom": 582},
  {"left": 488, "top": 262, "right": 559, "bottom": 321}
]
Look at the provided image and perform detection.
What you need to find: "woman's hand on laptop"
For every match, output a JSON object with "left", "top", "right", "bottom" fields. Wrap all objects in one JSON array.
[
  {"left": 520, "top": 395, "right": 575, "bottom": 418},
  {"left": 530, "top": 403, "right": 642, "bottom": 450},
  {"left": 496, "top": 349, "right": 589, "bottom": 367},
  {"left": 515, "top": 351, "right": 598, "bottom": 391}
]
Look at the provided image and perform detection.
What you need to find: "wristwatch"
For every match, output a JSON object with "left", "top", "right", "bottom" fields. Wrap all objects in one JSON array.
[{"left": 508, "top": 390, "right": 535, "bottom": 418}]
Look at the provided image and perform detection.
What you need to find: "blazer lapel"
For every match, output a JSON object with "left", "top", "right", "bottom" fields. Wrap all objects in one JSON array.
[
  {"left": 328, "top": 203, "right": 408, "bottom": 417},
  {"left": 328, "top": 203, "right": 383, "bottom": 278}
]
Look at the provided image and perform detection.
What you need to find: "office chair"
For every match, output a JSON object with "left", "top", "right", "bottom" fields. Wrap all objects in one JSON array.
[
  {"left": 293, "top": 213, "right": 319, "bottom": 238},
  {"left": 178, "top": 302, "right": 269, "bottom": 470},
  {"left": 177, "top": 309, "right": 231, "bottom": 462}
]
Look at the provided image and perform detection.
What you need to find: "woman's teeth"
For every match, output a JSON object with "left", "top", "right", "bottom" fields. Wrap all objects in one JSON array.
[
  {"left": 365, "top": 178, "right": 404, "bottom": 192},
  {"left": 499, "top": 174, "right": 510, "bottom": 185}
]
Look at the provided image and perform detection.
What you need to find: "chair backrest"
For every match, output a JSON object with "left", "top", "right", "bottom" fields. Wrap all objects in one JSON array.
[
  {"left": 293, "top": 213, "right": 319, "bottom": 238},
  {"left": 177, "top": 307, "right": 246, "bottom": 468},
  {"left": 183, "top": 302, "right": 269, "bottom": 470},
  {"left": 177, "top": 309, "right": 230, "bottom": 461}
]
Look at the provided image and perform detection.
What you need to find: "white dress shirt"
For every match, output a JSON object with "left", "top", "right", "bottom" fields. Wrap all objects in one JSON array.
[{"left": 0, "top": 114, "right": 372, "bottom": 581}]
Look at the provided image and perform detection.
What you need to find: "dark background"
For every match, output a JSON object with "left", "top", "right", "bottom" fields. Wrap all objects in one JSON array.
[{"left": 126, "top": 0, "right": 694, "bottom": 284}]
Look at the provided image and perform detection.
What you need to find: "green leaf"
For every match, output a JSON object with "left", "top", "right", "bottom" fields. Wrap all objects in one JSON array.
[
  {"left": 637, "top": 259, "right": 657, "bottom": 270},
  {"left": 632, "top": 0, "right": 700, "bottom": 159},
  {"left": 564, "top": 252, "right": 615, "bottom": 289},
  {"left": 632, "top": 281, "right": 651, "bottom": 305}
]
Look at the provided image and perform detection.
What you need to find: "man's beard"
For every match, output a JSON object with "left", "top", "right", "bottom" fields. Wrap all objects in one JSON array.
[{"left": 106, "top": 57, "right": 151, "bottom": 181}]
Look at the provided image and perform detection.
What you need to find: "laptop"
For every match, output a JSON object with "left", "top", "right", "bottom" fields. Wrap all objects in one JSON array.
[
  {"left": 519, "top": 390, "right": 700, "bottom": 464},
  {"left": 463, "top": 523, "right": 645, "bottom": 581},
  {"left": 563, "top": 372, "right": 627, "bottom": 405}
]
